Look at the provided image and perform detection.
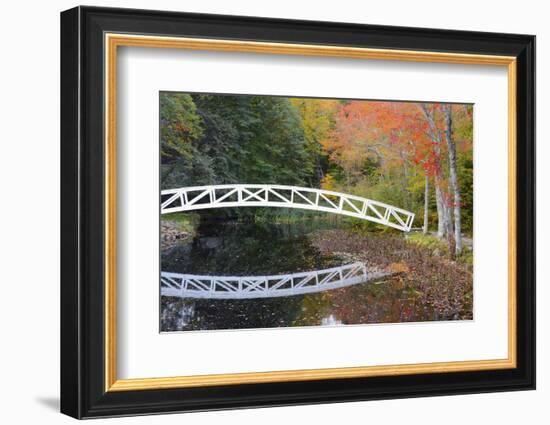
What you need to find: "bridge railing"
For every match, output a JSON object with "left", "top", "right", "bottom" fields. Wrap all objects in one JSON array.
[{"left": 161, "top": 184, "right": 414, "bottom": 232}]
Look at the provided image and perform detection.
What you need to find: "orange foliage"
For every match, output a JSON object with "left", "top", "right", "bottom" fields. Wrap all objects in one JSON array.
[{"left": 322, "top": 100, "right": 451, "bottom": 179}]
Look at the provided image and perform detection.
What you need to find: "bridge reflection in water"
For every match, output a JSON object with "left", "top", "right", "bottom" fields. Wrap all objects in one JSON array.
[{"left": 161, "top": 262, "right": 385, "bottom": 300}]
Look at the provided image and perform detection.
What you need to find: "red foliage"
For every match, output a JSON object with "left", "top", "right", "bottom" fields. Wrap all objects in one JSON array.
[{"left": 324, "top": 100, "right": 451, "bottom": 179}]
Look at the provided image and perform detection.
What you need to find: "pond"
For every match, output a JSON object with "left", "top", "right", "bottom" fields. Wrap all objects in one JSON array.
[{"left": 160, "top": 217, "right": 437, "bottom": 332}]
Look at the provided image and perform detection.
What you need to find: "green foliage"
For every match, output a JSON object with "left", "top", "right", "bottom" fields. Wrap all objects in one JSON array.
[
  {"left": 160, "top": 92, "right": 215, "bottom": 187},
  {"left": 160, "top": 92, "right": 203, "bottom": 159},
  {"left": 453, "top": 105, "right": 473, "bottom": 142},
  {"left": 290, "top": 98, "right": 337, "bottom": 186},
  {"left": 341, "top": 217, "right": 388, "bottom": 234},
  {"left": 327, "top": 165, "right": 426, "bottom": 230},
  {"left": 406, "top": 232, "right": 472, "bottom": 265},
  {"left": 406, "top": 232, "right": 447, "bottom": 252},
  {"left": 458, "top": 154, "right": 473, "bottom": 233},
  {"left": 361, "top": 157, "right": 380, "bottom": 178},
  {"left": 161, "top": 93, "right": 316, "bottom": 191},
  {"left": 191, "top": 94, "right": 257, "bottom": 183},
  {"left": 458, "top": 249, "right": 473, "bottom": 266},
  {"left": 240, "top": 96, "right": 311, "bottom": 185}
]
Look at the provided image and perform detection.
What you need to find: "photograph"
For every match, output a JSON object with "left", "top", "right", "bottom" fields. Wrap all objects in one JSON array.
[{"left": 159, "top": 92, "right": 474, "bottom": 332}]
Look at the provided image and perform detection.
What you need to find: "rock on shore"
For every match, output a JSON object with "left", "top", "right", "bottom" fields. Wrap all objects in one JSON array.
[{"left": 161, "top": 220, "right": 191, "bottom": 250}]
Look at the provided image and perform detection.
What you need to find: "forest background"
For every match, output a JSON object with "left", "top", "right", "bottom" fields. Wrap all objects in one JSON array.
[{"left": 160, "top": 92, "right": 473, "bottom": 257}]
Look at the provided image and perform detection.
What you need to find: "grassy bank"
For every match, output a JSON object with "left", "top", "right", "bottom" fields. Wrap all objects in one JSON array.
[
  {"left": 161, "top": 212, "right": 200, "bottom": 237},
  {"left": 406, "top": 232, "right": 473, "bottom": 265}
]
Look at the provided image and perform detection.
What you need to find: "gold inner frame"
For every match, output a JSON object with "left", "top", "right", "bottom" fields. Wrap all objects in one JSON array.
[{"left": 104, "top": 33, "right": 517, "bottom": 392}]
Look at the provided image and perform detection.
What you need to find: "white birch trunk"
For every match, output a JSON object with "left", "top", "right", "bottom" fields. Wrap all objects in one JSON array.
[
  {"left": 420, "top": 104, "right": 455, "bottom": 258},
  {"left": 443, "top": 105, "right": 462, "bottom": 254},
  {"left": 435, "top": 184, "right": 445, "bottom": 237},
  {"left": 423, "top": 174, "right": 429, "bottom": 234},
  {"left": 421, "top": 104, "right": 446, "bottom": 238}
]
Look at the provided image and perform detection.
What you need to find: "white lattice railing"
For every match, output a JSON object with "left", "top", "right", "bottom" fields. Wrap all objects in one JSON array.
[{"left": 161, "top": 184, "right": 414, "bottom": 232}]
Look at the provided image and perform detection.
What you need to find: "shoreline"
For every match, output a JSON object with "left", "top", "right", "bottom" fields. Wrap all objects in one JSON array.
[{"left": 309, "top": 228, "right": 473, "bottom": 320}]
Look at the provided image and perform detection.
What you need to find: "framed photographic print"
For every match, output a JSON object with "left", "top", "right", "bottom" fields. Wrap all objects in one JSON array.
[{"left": 60, "top": 6, "right": 535, "bottom": 419}]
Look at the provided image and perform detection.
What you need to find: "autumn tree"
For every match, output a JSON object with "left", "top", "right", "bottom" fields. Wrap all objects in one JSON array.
[
  {"left": 420, "top": 104, "right": 456, "bottom": 258},
  {"left": 290, "top": 98, "right": 339, "bottom": 186},
  {"left": 324, "top": 101, "right": 436, "bottom": 228}
]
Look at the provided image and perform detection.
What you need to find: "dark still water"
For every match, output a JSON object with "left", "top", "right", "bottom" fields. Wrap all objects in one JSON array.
[{"left": 160, "top": 218, "right": 434, "bottom": 332}]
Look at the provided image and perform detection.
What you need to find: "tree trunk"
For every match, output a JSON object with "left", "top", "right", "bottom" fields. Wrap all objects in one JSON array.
[
  {"left": 315, "top": 155, "right": 324, "bottom": 182},
  {"left": 420, "top": 104, "right": 455, "bottom": 258},
  {"left": 423, "top": 174, "right": 429, "bottom": 234},
  {"left": 443, "top": 105, "right": 462, "bottom": 254},
  {"left": 443, "top": 191, "right": 456, "bottom": 260},
  {"left": 435, "top": 175, "right": 454, "bottom": 256},
  {"left": 421, "top": 104, "right": 446, "bottom": 238},
  {"left": 435, "top": 184, "right": 445, "bottom": 237}
]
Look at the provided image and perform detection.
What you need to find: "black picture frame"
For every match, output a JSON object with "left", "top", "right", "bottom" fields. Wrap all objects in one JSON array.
[{"left": 61, "top": 5, "right": 535, "bottom": 419}]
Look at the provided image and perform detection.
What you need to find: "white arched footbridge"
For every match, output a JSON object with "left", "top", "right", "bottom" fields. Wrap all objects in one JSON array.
[
  {"left": 161, "top": 184, "right": 414, "bottom": 232},
  {"left": 161, "top": 262, "right": 386, "bottom": 299}
]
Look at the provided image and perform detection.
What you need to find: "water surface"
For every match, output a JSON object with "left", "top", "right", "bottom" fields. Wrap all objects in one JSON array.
[{"left": 160, "top": 219, "right": 435, "bottom": 332}]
